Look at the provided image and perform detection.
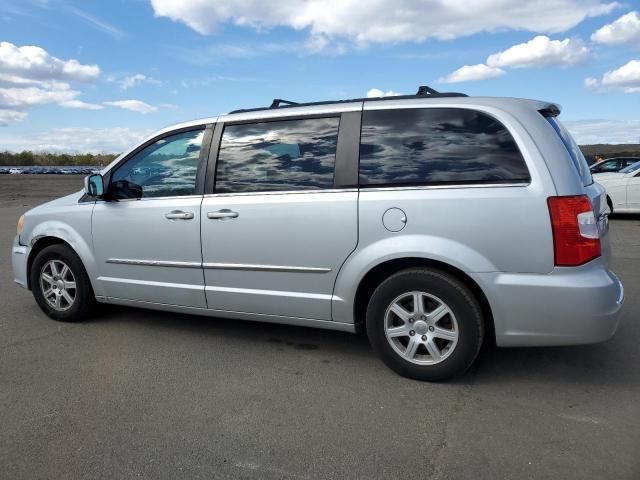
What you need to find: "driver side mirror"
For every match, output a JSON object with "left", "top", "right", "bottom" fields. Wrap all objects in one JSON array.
[{"left": 84, "top": 173, "right": 105, "bottom": 198}]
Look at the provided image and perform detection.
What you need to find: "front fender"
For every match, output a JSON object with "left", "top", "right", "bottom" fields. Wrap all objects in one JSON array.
[
  {"left": 26, "top": 219, "right": 100, "bottom": 295},
  {"left": 331, "top": 234, "right": 497, "bottom": 324}
]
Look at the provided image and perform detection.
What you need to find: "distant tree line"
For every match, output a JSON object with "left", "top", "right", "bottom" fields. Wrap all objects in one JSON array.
[
  {"left": 0, "top": 151, "right": 118, "bottom": 166},
  {"left": 1, "top": 144, "right": 639, "bottom": 167},
  {"left": 579, "top": 144, "right": 640, "bottom": 161}
]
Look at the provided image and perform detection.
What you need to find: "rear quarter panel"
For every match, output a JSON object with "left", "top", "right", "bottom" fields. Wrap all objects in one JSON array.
[{"left": 333, "top": 102, "right": 561, "bottom": 324}]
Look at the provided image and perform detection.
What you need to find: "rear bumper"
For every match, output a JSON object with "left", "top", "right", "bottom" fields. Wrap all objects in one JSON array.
[
  {"left": 11, "top": 235, "right": 29, "bottom": 289},
  {"left": 474, "top": 263, "right": 624, "bottom": 347}
]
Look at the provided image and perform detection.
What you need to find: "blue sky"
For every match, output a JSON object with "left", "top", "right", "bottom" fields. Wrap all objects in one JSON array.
[{"left": 0, "top": 0, "right": 639, "bottom": 152}]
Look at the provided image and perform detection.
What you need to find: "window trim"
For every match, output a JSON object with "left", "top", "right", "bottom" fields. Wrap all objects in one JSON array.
[
  {"left": 358, "top": 106, "right": 531, "bottom": 188},
  {"left": 205, "top": 113, "right": 354, "bottom": 195},
  {"left": 104, "top": 124, "right": 213, "bottom": 201}
]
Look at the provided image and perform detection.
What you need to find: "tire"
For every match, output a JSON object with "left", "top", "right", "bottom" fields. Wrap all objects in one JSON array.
[
  {"left": 607, "top": 196, "right": 613, "bottom": 214},
  {"left": 30, "top": 244, "right": 95, "bottom": 322},
  {"left": 366, "top": 268, "right": 484, "bottom": 381}
]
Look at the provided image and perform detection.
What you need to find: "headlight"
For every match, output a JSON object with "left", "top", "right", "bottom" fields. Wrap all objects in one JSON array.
[{"left": 17, "top": 214, "right": 25, "bottom": 235}]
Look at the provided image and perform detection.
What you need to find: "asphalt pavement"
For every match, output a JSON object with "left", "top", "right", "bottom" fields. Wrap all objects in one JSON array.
[{"left": 1, "top": 175, "right": 639, "bottom": 479}]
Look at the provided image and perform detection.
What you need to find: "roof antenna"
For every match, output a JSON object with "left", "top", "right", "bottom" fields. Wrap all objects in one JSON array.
[{"left": 416, "top": 86, "right": 439, "bottom": 96}]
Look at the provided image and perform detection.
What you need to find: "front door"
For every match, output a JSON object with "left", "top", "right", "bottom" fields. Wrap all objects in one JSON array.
[
  {"left": 92, "top": 127, "right": 209, "bottom": 308},
  {"left": 200, "top": 116, "right": 358, "bottom": 320}
]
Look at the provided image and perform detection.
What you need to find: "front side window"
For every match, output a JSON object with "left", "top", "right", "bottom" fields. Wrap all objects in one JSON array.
[
  {"left": 215, "top": 117, "right": 339, "bottom": 193},
  {"left": 359, "top": 108, "right": 529, "bottom": 187},
  {"left": 111, "top": 128, "right": 205, "bottom": 199}
]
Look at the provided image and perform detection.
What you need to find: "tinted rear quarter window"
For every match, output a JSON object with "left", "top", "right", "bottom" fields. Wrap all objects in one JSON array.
[
  {"left": 546, "top": 117, "right": 593, "bottom": 186},
  {"left": 359, "top": 108, "right": 530, "bottom": 186}
]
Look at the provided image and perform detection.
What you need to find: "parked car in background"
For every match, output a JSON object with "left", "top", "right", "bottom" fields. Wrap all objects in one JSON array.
[
  {"left": 12, "top": 87, "right": 624, "bottom": 381},
  {"left": 9, "top": 168, "right": 22, "bottom": 174},
  {"left": 594, "top": 161, "right": 640, "bottom": 213},
  {"left": 590, "top": 157, "right": 640, "bottom": 174}
]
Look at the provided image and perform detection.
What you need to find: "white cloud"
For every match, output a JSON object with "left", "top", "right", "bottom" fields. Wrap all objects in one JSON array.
[
  {"left": 440, "top": 35, "right": 588, "bottom": 83},
  {"left": 104, "top": 100, "right": 159, "bottom": 113},
  {"left": 0, "top": 41, "right": 99, "bottom": 82},
  {"left": 486, "top": 36, "right": 590, "bottom": 69},
  {"left": 0, "top": 84, "right": 75, "bottom": 108},
  {"left": 119, "top": 73, "right": 162, "bottom": 90},
  {"left": 0, "top": 41, "right": 101, "bottom": 124},
  {"left": 149, "top": 0, "right": 618, "bottom": 49},
  {"left": 584, "top": 77, "right": 600, "bottom": 90},
  {"left": 591, "top": 11, "right": 640, "bottom": 45},
  {"left": 439, "top": 63, "right": 505, "bottom": 83},
  {"left": 564, "top": 119, "right": 640, "bottom": 144},
  {"left": 59, "top": 99, "right": 104, "bottom": 110},
  {"left": 0, "top": 127, "right": 154, "bottom": 153},
  {"left": 585, "top": 59, "right": 640, "bottom": 93},
  {"left": 367, "top": 88, "right": 402, "bottom": 98},
  {"left": 66, "top": 5, "right": 125, "bottom": 40},
  {"left": 0, "top": 108, "right": 27, "bottom": 126}
]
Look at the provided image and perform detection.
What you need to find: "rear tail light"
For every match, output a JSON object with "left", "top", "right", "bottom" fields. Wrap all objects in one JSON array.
[{"left": 547, "top": 195, "right": 601, "bottom": 266}]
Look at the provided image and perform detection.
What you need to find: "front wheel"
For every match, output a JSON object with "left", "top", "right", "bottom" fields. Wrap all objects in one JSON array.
[
  {"left": 30, "top": 244, "right": 95, "bottom": 322},
  {"left": 366, "top": 268, "right": 484, "bottom": 381}
]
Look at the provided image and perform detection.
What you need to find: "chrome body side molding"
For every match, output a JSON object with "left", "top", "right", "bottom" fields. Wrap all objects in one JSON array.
[
  {"left": 106, "top": 258, "right": 331, "bottom": 273},
  {"left": 202, "top": 263, "right": 331, "bottom": 273},
  {"left": 106, "top": 258, "right": 202, "bottom": 268}
]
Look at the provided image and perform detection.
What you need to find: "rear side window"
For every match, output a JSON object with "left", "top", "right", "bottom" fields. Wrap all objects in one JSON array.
[
  {"left": 359, "top": 108, "right": 529, "bottom": 187},
  {"left": 546, "top": 117, "right": 593, "bottom": 186},
  {"left": 215, "top": 117, "right": 339, "bottom": 193}
]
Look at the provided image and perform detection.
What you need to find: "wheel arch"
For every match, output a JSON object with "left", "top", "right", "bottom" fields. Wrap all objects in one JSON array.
[
  {"left": 27, "top": 236, "right": 73, "bottom": 290},
  {"left": 352, "top": 257, "right": 495, "bottom": 344}
]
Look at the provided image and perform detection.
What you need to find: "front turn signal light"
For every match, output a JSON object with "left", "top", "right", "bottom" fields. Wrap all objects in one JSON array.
[{"left": 17, "top": 214, "right": 25, "bottom": 236}]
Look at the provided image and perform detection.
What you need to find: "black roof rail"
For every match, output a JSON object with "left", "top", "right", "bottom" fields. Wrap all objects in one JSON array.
[
  {"left": 416, "top": 85, "right": 439, "bottom": 95},
  {"left": 270, "top": 98, "right": 299, "bottom": 108},
  {"left": 228, "top": 85, "right": 467, "bottom": 114}
]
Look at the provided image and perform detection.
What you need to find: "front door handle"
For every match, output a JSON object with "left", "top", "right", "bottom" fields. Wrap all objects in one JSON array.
[
  {"left": 165, "top": 210, "right": 194, "bottom": 220},
  {"left": 207, "top": 209, "right": 239, "bottom": 220}
]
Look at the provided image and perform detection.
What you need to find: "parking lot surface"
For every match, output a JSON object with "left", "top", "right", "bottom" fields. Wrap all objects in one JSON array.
[{"left": 1, "top": 175, "right": 639, "bottom": 479}]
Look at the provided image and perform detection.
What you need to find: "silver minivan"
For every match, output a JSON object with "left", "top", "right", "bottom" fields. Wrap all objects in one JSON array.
[{"left": 11, "top": 87, "right": 624, "bottom": 381}]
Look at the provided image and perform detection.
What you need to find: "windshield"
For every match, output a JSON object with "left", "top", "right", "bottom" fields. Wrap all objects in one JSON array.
[{"left": 620, "top": 161, "right": 640, "bottom": 174}]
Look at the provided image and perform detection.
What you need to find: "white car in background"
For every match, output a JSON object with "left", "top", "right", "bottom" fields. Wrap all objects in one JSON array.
[
  {"left": 9, "top": 168, "right": 22, "bottom": 174},
  {"left": 594, "top": 161, "right": 640, "bottom": 213}
]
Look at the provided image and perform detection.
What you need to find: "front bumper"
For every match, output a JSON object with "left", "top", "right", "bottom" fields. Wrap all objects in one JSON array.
[
  {"left": 11, "top": 235, "right": 29, "bottom": 289},
  {"left": 474, "top": 262, "right": 624, "bottom": 347}
]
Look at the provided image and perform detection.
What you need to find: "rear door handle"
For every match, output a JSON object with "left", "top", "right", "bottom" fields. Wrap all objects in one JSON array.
[
  {"left": 165, "top": 210, "right": 194, "bottom": 220},
  {"left": 207, "top": 209, "right": 239, "bottom": 220}
]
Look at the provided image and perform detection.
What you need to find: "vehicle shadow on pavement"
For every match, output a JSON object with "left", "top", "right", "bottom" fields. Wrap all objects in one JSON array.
[
  {"left": 90, "top": 304, "right": 635, "bottom": 387},
  {"left": 90, "top": 305, "right": 374, "bottom": 360},
  {"left": 466, "top": 339, "right": 635, "bottom": 387}
]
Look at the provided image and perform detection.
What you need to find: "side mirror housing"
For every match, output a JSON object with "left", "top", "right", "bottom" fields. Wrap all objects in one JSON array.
[{"left": 84, "top": 173, "right": 105, "bottom": 198}]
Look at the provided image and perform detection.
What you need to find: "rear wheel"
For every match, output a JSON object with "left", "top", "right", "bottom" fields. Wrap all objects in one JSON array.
[
  {"left": 30, "top": 244, "right": 95, "bottom": 322},
  {"left": 607, "top": 196, "right": 613, "bottom": 214},
  {"left": 366, "top": 268, "right": 484, "bottom": 381}
]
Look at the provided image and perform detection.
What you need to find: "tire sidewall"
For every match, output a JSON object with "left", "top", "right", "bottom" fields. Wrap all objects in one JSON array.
[
  {"left": 30, "top": 244, "right": 93, "bottom": 322},
  {"left": 366, "top": 269, "right": 483, "bottom": 381}
]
